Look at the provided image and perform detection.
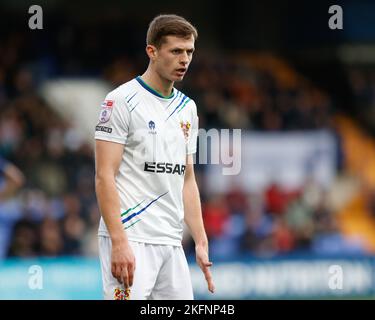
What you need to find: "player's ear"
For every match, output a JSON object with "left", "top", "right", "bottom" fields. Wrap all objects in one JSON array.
[{"left": 146, "top": 45, "right": 157, "bottom": 61}]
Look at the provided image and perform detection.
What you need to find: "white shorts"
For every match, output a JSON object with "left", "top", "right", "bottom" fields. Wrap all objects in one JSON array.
[{"left": 98, "top": 236, "right": 194, "bottom": 300}]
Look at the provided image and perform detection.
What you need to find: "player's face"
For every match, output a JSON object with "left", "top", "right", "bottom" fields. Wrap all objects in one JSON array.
[{"left": 154, "top": 35, "right": 195, "bottom": 82}]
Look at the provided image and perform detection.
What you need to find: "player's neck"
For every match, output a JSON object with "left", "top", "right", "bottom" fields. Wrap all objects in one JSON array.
[{"left": 140, "top": 69, "right": 174, "bottom": 98}]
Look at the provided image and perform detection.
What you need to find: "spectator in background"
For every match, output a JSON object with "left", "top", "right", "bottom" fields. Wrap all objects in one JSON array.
[
  {"left": 0, "top": 156, "right": 25, "bottom": 258},
  {"left": 0, "top": 156, "right": 24, "bottom": 201},
  {"left": 0, "top": 21, "right": 358, "bottom": 261},
  {"left": 38, "top": 217, "right": 64, "bottom": 256},
  {"left": 61, "top": 194, "right": 86, "bottom": 255},
  {"left": 7, "top": 220, "right": 38, "bottom": 257}
]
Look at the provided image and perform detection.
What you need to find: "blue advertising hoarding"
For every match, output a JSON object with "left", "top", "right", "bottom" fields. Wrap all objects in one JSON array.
[{"left": 1, "top": 255, "right": 374, "bottom": 299}]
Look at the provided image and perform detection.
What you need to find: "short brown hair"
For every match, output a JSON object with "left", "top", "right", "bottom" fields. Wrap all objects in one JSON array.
[{"left": 146, "top": 14, "right": 198, "bottom": 48}]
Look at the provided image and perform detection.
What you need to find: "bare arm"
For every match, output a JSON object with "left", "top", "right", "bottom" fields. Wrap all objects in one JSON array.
[
  {"left": 0, "top": 162, "right": 25, "bottom": 201},
  {"left": 95, "top": 139, "right": 135, "bottom": 288},
  {"left": 183, "top": 154, "right": 215, "bottom": 293}
]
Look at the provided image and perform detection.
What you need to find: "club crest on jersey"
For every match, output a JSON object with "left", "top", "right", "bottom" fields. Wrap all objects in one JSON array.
[
  {"left": 180, "top": 120, "right": 191, "bottom": 141},
  {"left": 148, "top": 120, "right": 157, "bottom": 134},
  {"left": 114, "top": 287, "right": 130, "bottom": 300},
  {"left": 99, "top": 100, "right": 114, "bottom": 123}
]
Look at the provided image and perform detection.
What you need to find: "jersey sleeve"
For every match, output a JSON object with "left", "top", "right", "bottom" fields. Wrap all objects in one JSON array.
[
  {"left": 187, "top": 100, "right": 199, "bottom": 155},
  {"left": 94, "top": 90, "right": 130, "bottom": 145}
]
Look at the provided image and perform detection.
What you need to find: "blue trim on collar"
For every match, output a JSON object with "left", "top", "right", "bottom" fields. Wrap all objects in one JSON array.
[{"left": 136, "top": 76, "right": 175, "bottom": 99}]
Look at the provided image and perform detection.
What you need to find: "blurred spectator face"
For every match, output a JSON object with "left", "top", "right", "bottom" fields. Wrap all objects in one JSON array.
[
  {"left": 63, "top": 194, "right": 81, "bottom": 217},
  {"left": 9, "top": 223, "right": 38, "bottom": 257},
  {"left": 39, "top": 218, "right": 63, "bottom": 256},
  {"left": 0, "top": 109, "right": 23, "bottom": 151},
  {"left": 149, "top": 35, "right": 195, "bottom": 82},
  {"left": 14, "top": 69, "right": 33, "bottom": 94},
  {"left": 63, "top": 214, "right": 85, "bottom": 240}
]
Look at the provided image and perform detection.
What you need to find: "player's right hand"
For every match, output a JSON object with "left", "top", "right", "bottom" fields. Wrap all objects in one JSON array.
[{"left": 111, "top": 241, "right": 136, "bottom": 288}]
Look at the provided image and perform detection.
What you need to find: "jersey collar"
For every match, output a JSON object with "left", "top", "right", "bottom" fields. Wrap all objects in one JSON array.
[{"left": 136, "top": 76, "right": 175, "bottom": 99}]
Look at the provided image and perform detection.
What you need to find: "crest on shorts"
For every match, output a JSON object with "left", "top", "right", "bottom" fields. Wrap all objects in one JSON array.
[
  {"left": 99, "top": 100, "right": 114, "bottom": 123},
  {"left": 114, "top": 287, "right": 130, "bottom": 300},
  {"left": 180, "top": 120, "right": 191, "bottom": 141}
]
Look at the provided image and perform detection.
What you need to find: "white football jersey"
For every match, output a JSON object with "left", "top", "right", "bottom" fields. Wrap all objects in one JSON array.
[{"left": 95, "top": 76, "right": 198, "bottom": 246}]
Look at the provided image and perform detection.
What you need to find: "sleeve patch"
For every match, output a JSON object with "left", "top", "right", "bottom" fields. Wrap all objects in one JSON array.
[{"left": 99, "top": 100, "right": 114, "bottom": 123}]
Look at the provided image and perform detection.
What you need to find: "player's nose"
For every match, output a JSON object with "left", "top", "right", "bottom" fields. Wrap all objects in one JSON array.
[{"left": 180, "top": 52, "right": 189, "bottom": 65}]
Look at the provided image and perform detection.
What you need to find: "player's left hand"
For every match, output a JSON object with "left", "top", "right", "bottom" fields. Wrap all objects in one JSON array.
[{"left": 195, "top": 245, "right": 215, "bottom": 293}]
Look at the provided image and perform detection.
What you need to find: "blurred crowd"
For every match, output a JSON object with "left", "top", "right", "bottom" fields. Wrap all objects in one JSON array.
[
  {"left": 104, "top": 52, "right": 334, "bottom": 131},
  {"left": 0, "top": 92, "right": 99, "bottom": 259},
  {"left": 1, "top": 25, "right": 366, "bottom": 260},
  {"left": 347, "top": 66, "right": 375, "bottom": 129},
  {"left": 190, "top": 181, "right": 366, "bottom": 259},
  {"left": 0, "top": 32, "right": 99, "bottom": 258}
]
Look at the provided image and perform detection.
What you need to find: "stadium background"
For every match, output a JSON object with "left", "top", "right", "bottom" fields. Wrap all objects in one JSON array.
[{"left": 1, "top": 0, "right": 375, "bottom": 299}]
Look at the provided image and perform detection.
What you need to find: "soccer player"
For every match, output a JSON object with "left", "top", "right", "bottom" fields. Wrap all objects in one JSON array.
[{"left": 95, "top": 14, "right": 214, "bottom": 300}]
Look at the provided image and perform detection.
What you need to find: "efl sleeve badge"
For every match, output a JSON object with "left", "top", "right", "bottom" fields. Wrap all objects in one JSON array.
[{"left": 98, "top": 100, "right": 114, "bottom": 123}]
